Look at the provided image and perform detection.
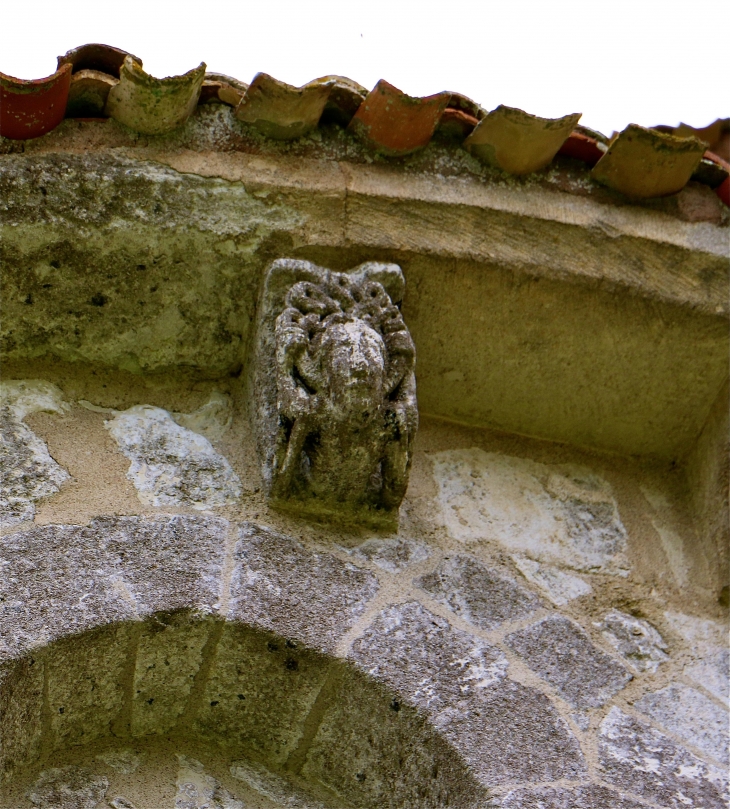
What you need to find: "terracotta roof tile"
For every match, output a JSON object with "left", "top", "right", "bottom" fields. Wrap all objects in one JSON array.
[
  {"left": 0, "top": 43, "right": 727, "bottom": 207},
  {"left": 235, "top": 72, "right": 333, "bottom": 140},
  {"left": 348, "top": 80, "right": 450, "bottom": 156},
  {"left": 465, "top": 106, "right": 581, "bottom": 175},
  {"left": 592, "top": 124, "right": 706, "bottom": 199}
]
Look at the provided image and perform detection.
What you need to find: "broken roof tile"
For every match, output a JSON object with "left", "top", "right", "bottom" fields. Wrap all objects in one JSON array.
[
  {"left": 0, "top": 63, "right": 72, "bottom": 140},
  {"left": 319, "top": 75, "right": 368, "bottom": 127},
  {"left": 558, "top": 131, "right": 607, "bottom": 167},
  {"left": 200, "top": 73, "right": 248, "bottom": 107},
  {"left": 65, "top": 69, "right": 117, "bottom": 118},
  {"left": 348, "top": 80, "right": 450, "bottom": 156},
  {"left": 465, "top": 105, "right": 581, "bottom": 175},
  {"left": 105, "top": 57, "right": 206, "bottom": 135},
  {"left": 235, "top": 72, "right": 333, "bottom": 140},
  {"left": 57, "top": 43, "right": 142, "bottom": 78},
  {"left": 592, "top": 124, "right": 706, "bottom": 198},
  {"left": 437, "top": 108, "right": 480, "bottom": 141}
]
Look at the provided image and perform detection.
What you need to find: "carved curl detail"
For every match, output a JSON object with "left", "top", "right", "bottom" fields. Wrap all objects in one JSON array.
[{"left": 269, "top": 268, "right": 417, "bottom": 521}]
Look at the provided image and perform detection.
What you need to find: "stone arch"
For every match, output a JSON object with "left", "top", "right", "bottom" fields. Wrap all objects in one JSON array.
[{"left": 1, "top": 612, "right": 489, "bottom": 808}]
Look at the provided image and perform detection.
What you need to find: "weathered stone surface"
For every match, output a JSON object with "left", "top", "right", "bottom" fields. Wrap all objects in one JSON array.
[
  {"left": 506, "top": 615, "right": 632, "bottom": 708},
  {"left": 0, "top": 380, "right": 70, "bottom": 527},
  {"left": 0, "top": 656, "right": 45, "bottom": 784},
  {"left": 105, "top": 405, "right": 241, "bottom": 510},
  {"left": 175, "top": 756, "right": 242, "bottom": 809},
  {"left": 95, "top": 749, "right": 141, "bottom": 774},
  {"left": 172, "top": 391, "right": 232, "bottom": 442},
  {"left": 415, "top": 555, "right": 541, "bottom": 629},
  {"left": 432, "top": 450, "right": 630, "bottom": 575},
  {"left": 598, "top": 610, "right": 669, "bottom": 673},
  {"left": 46, "top": 624, "right": 133, "bottom": 749},
  {"left": 497, "top": 784, "right": 650, "bottom": 808},
  {"left": 301, "top": 667, "right": 488, "bottom": 809},
  {"left": 349, "top": 601, "right": 586, "bottom": 786},
  {"left": 230, "top": 759, "right": 325, "bottom": 808},
  {"left": 0, "top": 516, "right": 228, "bottom": 655},
  {"left": 195, "top": 623, "right": 329, "bottom": 766},
  {"left": 636, "top": 683, "right": 729, "bottom": 766},
  {"left": 599, "top": 707, "right": 728, "bottom": 809},
  {"left": 511, "top": 555, "right": 592, "bottom": 606},
  {"left": 254, "top": 259, "right": 417, "bottom": 527},
  {"left": 228, "top": 523, "right": 379, "bottom": 654},
  {"left": 0, "top": 524, "right": 135, "bottom": 655},
  {"left": 0, "top": 152, "right": 298, "bottom": 375},
  {"left": 346, "top": 537, "right": 430, "bottom": 573},
  {"left": 131, "top": 613, "right": 212, "bottom": 736},
  {"left": 27, "top": 766, "right": 109, "bottom": 809},
  {"left": 665, "top": 611, "right": 730, "bottom": 705}
]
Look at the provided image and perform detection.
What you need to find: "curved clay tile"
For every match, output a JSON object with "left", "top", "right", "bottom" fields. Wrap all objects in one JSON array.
[
  {"left": 348, "top": 80, "right": 451, "bottom": 156},
  {"left": 200, "top": 73, "right": 248, "bottom": 107},
  {"left": 104, "top": 57, "right": 206, "bottom": 135},
  {"left": 235, "top": 73, "right": 334, "bottom": 140},
  {"left": 318, "top": 75, "right": 368, "bottom": 127},
  {"left": 57, "top": 43, "right": 143, "bottom": 78},
  {"left": 65, "top": 70, "right": 118, "bottom": 118},
  {"left": 592, "top": 125, "right": 706, "bottom": 198},
  {"left": 465, "top": 105, "right": 581, "bottom": 175},
  {"left": 0, "top": 63, "right": 72, "bottom": 140},
  {"left": 558, "top": 131, "right": 607, "bottom": 167}
]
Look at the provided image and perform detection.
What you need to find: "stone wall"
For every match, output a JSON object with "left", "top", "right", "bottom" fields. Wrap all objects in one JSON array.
[{"left": 1, "top": 126, "right": 728, "bottom": 808}]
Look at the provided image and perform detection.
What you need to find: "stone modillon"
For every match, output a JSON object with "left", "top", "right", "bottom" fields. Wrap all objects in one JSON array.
[{"left": 254, "top": 259, "right": 417, "bottom": 527}]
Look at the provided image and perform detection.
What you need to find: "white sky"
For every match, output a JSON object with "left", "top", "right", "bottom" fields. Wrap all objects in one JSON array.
[{"left": 2, "top": 0, "right": 727, "bottom": 137}]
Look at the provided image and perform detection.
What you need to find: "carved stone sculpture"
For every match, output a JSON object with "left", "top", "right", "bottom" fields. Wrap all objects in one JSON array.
[{"left": 254, "top": 259, "right": 418, "bottom": 527}]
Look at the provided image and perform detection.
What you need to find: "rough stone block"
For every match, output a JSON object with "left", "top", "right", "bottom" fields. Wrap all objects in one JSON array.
[
  {"left": 195, "top": 622, "right": 330, "bottom": 766},
  {"left": 27, "top": 766, "right": 109, "bottom": 809},
  {"left": 598, "top": 610, "right": 668, "bottom": 673},
  {"left": 346, "top": 537, "right": 430, "bottom": 573},
  {"left": 228, "top": 523, "right": 379, "bottom": 654},
  {"left": 175, "top": 756, "right": 242, "bottom": 809},
  {"left": 95, "top": 515, "right": 229, "bottom": 616},
  {"left": 506, "top": 615, "right": 632, "bottom": 709},
  {"left": 0, "top": 380, "right": 70, "bottom": 528},
  {"left": 1, "top": 516, "right": 228, "bottom": 657},
  {"left": 301, "top": 667, "right": 488, "bottom": 809},
  {"left": 349, "top": 602, "right": 586, "bottom": 786},
  {"left": 636, "top": 683, "right": 729, "bottom": 766},
  {"left": 432, "top": 449, "right": 630, "bottom": 575},
  {"left": 665, "top": 611, "right": 729, "bottom": 705},
  {"left": 511, "top": 555, "right": 592, "bottom": 606},
  {"left": 0, "top": 524, "right": 136, "bottom": 656},
  {"left": 496, "top": 784, "right": 650, "bottom": 808},
  {"left": 105, "top": 406, "right": 241, "bottom": 510},
  {"left": 415, "top": 555, "right": 541, "bottom": 630},
  {"left": 46, "top": 623, "right": 134, "bottom": 749},
  {"left": 0, "top": 656, "right": 45, "bottom": 784},
  {"left": 599, "top": 706, "right": 728, "bottom": 809},
  {"left": 131, "top": 613, "right": 213, "bottom": 737},
  {"left": 230, "top": 758, "right": 326, "bottom": 808}
]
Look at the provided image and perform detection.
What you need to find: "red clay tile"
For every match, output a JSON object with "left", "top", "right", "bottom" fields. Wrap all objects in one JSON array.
[
  {"left": 558, "top": 131, "right": 606, "bottom": 167},
  {"left": 0, "top": 63, "right": 72, "bottom": 140},
  {"left": 437, "top": 108, "right": 479, "bottom": 140},
  {"left": 57, "top": 43, "right": 142, "bottom": 78},
  {"left": 592, "top": 124, "right": 707, "bottom": 198},
  {"left": 105, "top": 58, "right": 206, "bottom": 135},
  {"left": 235, "top": 73, "right": 333, "bottom": 140},
  {"left": 348, "top": 80, "right": 450, "bottom": 156},
  {"left": 465, "top": 105, "right": 581, "bottom": 175}
]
